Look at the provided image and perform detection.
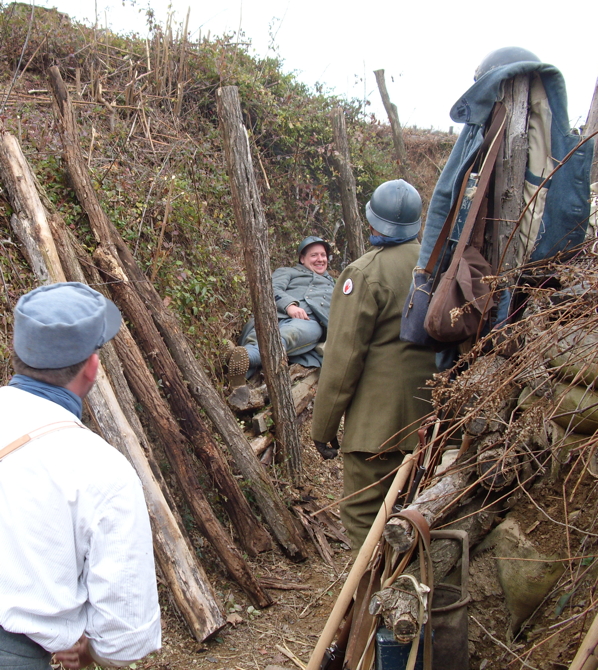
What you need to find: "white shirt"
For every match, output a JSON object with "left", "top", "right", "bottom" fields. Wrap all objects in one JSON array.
[{"left": 0, "top": 387, "right": 161, "bottom": 663}]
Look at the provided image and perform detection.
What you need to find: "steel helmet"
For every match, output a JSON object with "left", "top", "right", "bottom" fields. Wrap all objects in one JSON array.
[
  {"left": 297, "top": 236, "right": 330, "bottom": 259},
  {"left": 474, "top": 46, "right": 541, "bottom": 81},
  {"left": 365, "top": 180, "right": 422, "bottom": 239}
]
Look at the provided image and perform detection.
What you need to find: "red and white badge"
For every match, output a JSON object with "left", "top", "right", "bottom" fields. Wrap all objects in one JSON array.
[{"left": 342, "top": 278, "right": 353, "bottom": 295}]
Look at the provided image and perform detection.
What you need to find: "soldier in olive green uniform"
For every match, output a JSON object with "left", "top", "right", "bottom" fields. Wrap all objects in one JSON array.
[{"left": 311, "top": 180, "right": 436, "bottom": 550}]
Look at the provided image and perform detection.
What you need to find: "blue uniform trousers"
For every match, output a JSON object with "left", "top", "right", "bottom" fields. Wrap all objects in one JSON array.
[{"left": 0, "top": 627, "right": 51, "bottom": 670}]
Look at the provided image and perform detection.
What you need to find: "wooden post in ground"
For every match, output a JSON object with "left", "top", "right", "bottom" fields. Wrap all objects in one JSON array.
[
  {"left": 46, "top": 65, "right": 273, "bottom": 558},
  {"left": 374, "top": 68, "right": 409, "bottom": 173},
  {"left": 0, "top": 131, "right": 226, "bottom": 642},
  {"left": 217, "top": 85, "right": 303, "bottom": 482},
  {"left": 494, "top": 74, "right": 530, "bottom": 273},
  {"left": 331, "top": 107, "right": 366, "bottom": 262},
  {"left": 46, "top": 65, "right": 306, "bottom": 560},
  {"left": 584, "top": 77, "right": 598, "bottom": 184}
]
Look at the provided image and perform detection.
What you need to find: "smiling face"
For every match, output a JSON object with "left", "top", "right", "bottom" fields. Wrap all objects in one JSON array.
[{"left": 300, "top": 243, "right": 328, "bottom": 275}]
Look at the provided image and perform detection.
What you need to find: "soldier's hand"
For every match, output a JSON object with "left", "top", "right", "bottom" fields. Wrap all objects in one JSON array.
[
  {"left": 314, "top": 437, "right": 339, "bottom": 460},
  {"left": 54, "top": 636, "right": 94, "bottom": 670},
  {"left": 286, "top": 304, "right": 310, "bottom": 320}
]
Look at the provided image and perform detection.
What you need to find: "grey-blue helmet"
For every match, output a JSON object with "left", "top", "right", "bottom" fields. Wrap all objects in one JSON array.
[
  {"left": 365, "top": 180, "right": 422, "bottom": 239},
  {"left": 298, "top": 236, "right": 330, "bottom": 259},
  {"left": 474, "top": 46, "right": 540, "bottom": 81}
]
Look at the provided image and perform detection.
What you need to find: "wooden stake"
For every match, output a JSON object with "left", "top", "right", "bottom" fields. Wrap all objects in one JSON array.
[
  {"left": 331, "top": 107, "right": 366, "bottom": 262},
  {"left": 584, "top": 77, "right": 598, "bottom": 184},
  {"left": 217, "top": 85, "right": 303, "bottom": 482},
  {"left": 374, "top": 69, "right": 409, "bottom": 172},
  {"left": 495, "top": 74, "right": 530, "bottom": 272}
]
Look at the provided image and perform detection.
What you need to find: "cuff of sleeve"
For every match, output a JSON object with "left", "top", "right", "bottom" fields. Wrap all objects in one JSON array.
[{"left": 278, "top": 299, "right": 298, "bottom": 313}]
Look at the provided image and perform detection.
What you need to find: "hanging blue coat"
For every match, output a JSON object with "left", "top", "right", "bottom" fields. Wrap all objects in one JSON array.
[{"left": 418, "top": 61, "right": 593, "bottom": 273}]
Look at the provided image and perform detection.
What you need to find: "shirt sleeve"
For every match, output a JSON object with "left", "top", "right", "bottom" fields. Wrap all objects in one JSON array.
[
  {"left": 85, "top": 470, "right": 161, "bottom": 664},
  {"left": 311, "top": 265, "right": 378, "bottom": 443},
  {"left": 272, "top": 267, "right": 299, "bottom": 314}
]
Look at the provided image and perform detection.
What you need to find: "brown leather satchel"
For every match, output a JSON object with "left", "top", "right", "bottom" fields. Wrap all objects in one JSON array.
[{"left": 423, "top": 245, "right": 494, "bottom": 343}]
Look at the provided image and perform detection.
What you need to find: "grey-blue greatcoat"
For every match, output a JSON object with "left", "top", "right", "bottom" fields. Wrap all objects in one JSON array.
[{"left": 272, "top": 264, "right": 335, "bottom": 328}]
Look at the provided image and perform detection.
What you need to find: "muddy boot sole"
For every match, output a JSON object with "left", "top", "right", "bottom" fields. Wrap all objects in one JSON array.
[{"left": 228, "top": 346, "right": 250, "bottom": 388}]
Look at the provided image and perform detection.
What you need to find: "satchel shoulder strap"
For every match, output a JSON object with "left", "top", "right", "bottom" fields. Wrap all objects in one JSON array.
[
  {"left": 440, "top": 105, "right": 507, "bottom": 283},
  {"left": 424, "top": 102, "right": 507, "bottom": 276},
  {"left": 0, "top": 420, "right": 86, "bottom": 461}
]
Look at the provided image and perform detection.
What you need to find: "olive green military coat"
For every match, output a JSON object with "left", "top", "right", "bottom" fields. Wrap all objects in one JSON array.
[{"left": 311, "top": 241, "right": 436, "bottom": 454}]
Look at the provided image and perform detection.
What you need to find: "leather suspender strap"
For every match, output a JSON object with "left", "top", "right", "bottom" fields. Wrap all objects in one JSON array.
[{"left": 0, "top": 421, "right": 85, "bottom": 460}]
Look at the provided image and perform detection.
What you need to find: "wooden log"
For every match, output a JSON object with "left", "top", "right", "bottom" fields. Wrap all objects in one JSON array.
[
  {"left": 584, "top": 77, "right": 598, "bottom": 184},
  {"left": 455, "top": 356, "right": 516, "bottom": 437},
  {"left": 331, "top": 107, "right": 366, "bottom": 262},
  {"left": 250, "top": 433, "right": 274, "bottom": 457},
  {"left": 370, "top": 579, "right": 422, "bottom": 644},
  {"left": 252, "top": 369, "right": 320, "bottom": 435},
  {"left": 0, "top": 132, "right": 226, "bottom": 641},
  {"left": 0, "top": 134, "right": 63, "bottom": 283},
  {"left": 252, "top": 411, "right": 270, "bottom": 436},
  {"left": 92, "top": 246, "right": 272, "bottom": 557},
  {"left": 495, "top": 73, "right": 530, "bottom": 272},
  {"left": 373, "top": 499, "right": 498, "bottom": 643},
  {"left": 476, "top": 435, "right": 519, "bottom": 491},
  {"left": 216, "top": 85, "right": 302, "bottom": 481},
  {"left": 383, "top": 460, "right": 476, "bottom": 553},
  {"left": 227, "top": 383, "right": 268, "bottom": 412},
  {"left": 373, "top": 69, "right": 409, "bottom": 171},
  {"left": 47, "top": 66, "right": 307, "bottom": 562},
  {"left": 292, "top": 369, "right": 320, "bottom": 414},
  {"left": 260, "top": 445, "right": 274, "bottom": 465}
]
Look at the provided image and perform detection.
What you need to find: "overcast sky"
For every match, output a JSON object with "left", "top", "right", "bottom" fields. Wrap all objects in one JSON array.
[{"left": 43, "top": 0, "right": 597, "bottom": 132}]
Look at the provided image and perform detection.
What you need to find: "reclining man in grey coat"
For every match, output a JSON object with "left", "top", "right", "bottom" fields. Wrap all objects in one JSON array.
[{"left": 225, "top": 237, "right": 335, "bottom": 387}]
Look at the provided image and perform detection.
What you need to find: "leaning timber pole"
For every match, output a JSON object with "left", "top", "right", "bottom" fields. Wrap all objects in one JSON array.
[
  {"left": 0, "top": 131, "right": 226, "bottom": 641},
  {"left": 46, "top": 65, "right": 273, "bottom": 557},
  {"left": 331, "top": 107, "right": 366, "bottom": 262},
  {"left": 374, "top": 68, "right": 409, "bottom": 172},
  {"left": 46, "top": 65, "right": 306, "bottom": 560},
  {"left": 217, "top": 85, "right": 303, "bottom": 481}
]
